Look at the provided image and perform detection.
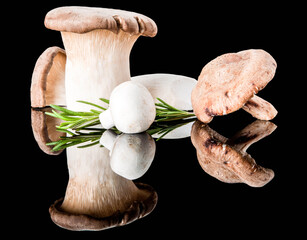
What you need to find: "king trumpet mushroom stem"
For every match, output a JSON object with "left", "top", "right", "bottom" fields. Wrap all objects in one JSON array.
[
  {"left": 100, "top": 130, "right": 156, "bottom": 180},
  {"left": 99, "top": 81, "right": 156, "bottom": 134}
]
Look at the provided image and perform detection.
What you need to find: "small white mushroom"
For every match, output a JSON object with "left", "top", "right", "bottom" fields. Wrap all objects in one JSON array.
[
  {"left": 99, "top": 81, "right": 156, "bottom": 134},
  {"left": 100, "top": 130, "right": 156, "bottom": 180}
]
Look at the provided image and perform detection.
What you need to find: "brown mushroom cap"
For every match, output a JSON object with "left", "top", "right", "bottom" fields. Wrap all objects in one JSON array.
[
  {"left": 30, "top": 46, "right": 66, "bottom": 108},
  {"left": 49, "top": 182, "right": 158, "bottom": 231},
  {"left": 191, "top": 49, "right": 277, "bottom": 123},
  {"left": 44, "top": 6, "right": 157, "bottom": 37},
  {"left": 191, "top": 120, "right": 276, "bottom": 187}
]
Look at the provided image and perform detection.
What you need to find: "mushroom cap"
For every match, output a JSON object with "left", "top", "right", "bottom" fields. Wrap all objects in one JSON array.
[
  {"left": 49, "top": 182, "right": 158, "bottom": 231},
  {"left": 191, "top": 49, "right": 277, "bottom": 123},
  {"left": 30, "top": 46, "right": 66, "bottom": 108},
  {"left": 191, "top": 120, "right": 275, "bottom": 187},
  {"left": 45, "top": 6, "right": 157, "bottom": 37}
]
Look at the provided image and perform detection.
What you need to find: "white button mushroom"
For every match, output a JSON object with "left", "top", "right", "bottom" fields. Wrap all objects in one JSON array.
[
  {"left": 100, "top": 130, "right": 156, "bottom": 180},
  {"left": 99, "top": 81, "right": 156, "bottom": 134}
]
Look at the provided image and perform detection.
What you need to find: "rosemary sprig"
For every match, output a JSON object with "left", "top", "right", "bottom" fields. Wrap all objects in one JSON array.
[
  {"left": 46, "top": 98, "right": 196, "bottom": 151},
  {"left": 46, "top": 129, "right": 104, "bottom": 151},
  {"left": 155, "top": 98, "right": 195, "bottom": 122},
  {"left": 45, "top": 98, "right": 109, "bottom": 131}
]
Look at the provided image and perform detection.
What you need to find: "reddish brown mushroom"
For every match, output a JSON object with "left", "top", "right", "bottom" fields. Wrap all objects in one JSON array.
[
  {"left": 191, "top": 120, "right": 276, "bottom": 187},
  {"left": 191, "top": 49, "right": 277, "bottom": 123}
]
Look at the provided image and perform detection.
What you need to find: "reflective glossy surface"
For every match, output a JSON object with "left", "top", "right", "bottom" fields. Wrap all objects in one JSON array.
[
  {"left": 14, "top": 1, "right": 302, "bottom": 237},
  {"left": 30, "top": 106, "right": 281, "bottom": 231}
]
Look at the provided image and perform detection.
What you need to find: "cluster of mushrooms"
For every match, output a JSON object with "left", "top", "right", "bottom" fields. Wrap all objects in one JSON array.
[{"left": 30, "top": 6, "right": 277, "bottom": 231}]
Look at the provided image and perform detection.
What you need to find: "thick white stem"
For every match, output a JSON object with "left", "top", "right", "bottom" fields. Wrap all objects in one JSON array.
[
  {"left": 59, "top": 29, "right": 144, "bottom": 218},
  {"left": 61, "top": 29, "right": 138, "bottom": 111}
]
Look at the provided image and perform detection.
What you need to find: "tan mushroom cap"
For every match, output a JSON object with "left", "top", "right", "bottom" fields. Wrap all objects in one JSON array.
[
  {"left": 44, "top": 6, "right": 157, "bottom": 37},
  {"left": 191, "top": 49, "right": 277, "bottom": 123},
  {"left": 30, "top": 46, "right": 66, "bottom": 108},
  {"left": 191, "top": 120, "right": 276, "bottom": 187},
  {"left": 49, "top": 183, "right": 158, "bottom": 231}
]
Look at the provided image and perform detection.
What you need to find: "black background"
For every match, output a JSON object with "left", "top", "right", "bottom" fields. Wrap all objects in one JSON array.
[{"left": 7, "top": 0, "right": 305, "bottom": 237}]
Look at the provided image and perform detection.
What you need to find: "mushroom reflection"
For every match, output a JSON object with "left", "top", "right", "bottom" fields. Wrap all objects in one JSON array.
[
  {"left": 101, "top": 130, "right": 156, "bottom": 180},
  {"left": 191, "top": 120, "right": 276, "bottom": 187},
  {"left": 31, "top": 108, "right": 158, "bottom": 231},
  {"left": 50, "top": 146, "right": 157, "bottom": 231}
]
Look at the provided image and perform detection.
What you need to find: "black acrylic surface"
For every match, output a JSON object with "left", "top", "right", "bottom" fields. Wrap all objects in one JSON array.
[{"left": 10, "top": 0, "right": 304, "bottom": 237}]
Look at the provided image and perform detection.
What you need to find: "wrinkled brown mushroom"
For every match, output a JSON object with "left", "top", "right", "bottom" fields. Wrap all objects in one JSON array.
[
  {"left": 191, "top": 49, "right": 277, "bottom": 123},
  {"left": 191, "top": 120, "right": 276, "bottom": 187},
  {"left": 31, "top": 107, "right": 65, "bottom": 155},
  {"left": 30, "top": 46, "right": 66, "bottom": 107}
]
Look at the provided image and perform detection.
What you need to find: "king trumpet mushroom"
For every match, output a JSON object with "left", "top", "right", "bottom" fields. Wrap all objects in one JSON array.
[
  {"left": 100, "top": 130, "right": 156, "bottom": 180},
  {"left": 99, "top": 81, "right": 156, "bottom": 133},
  {"left": 31, "top": 6, "right": 158, "bottom": 231},
  {"left": 44, "top": 6, "right": 157, "bottom": 110}
]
